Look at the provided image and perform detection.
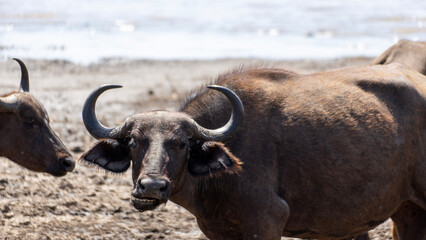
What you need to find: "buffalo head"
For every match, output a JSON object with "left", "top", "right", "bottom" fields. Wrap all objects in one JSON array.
[
  {"left": 80, "top": 84, "right": 244, "bottom": 211},
  {"left": 0, "top": 59, "right": 75, "bottom": 176}
]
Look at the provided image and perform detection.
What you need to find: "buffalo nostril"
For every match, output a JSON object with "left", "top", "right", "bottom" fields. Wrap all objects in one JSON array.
[
  {"left": 63, "top": 158, "right": 75, "bottom": 172},
  {"left": 139, "top": 178, "right": 168, "bottom": 195},
  {"left": 159, "top": 185, "right": 167, "bottom": 192}
]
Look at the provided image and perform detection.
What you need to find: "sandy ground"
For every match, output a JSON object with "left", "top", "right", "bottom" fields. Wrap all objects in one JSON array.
[{"left": 0, "top": 57, "right": 393, "bottom": 240}]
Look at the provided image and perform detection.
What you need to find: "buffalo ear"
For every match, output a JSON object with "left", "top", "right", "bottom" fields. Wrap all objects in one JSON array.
[
  {"left": 79, "top": 139, "right": 131, "bottom": 173},
  {"left": 188, "top": 141, "right": 243, "bottom": 177}
]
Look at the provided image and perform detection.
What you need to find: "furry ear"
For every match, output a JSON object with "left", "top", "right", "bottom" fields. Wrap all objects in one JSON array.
[
  {"left": 188, "top": 141, "right": 242, "bottom": 177},
  {"left": 79, "top": 139, "right": 131, "bottom": 173}
]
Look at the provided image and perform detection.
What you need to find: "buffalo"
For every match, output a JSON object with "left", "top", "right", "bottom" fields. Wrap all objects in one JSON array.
[
  {"left": 80, "top": 63, "right": 425, "bottom": 239},
  {"left": 372, "top": 40, "right": 426, "bottom": 75},
  {"left": 0, "top": 59, "right": 75, "bottom": 176}
]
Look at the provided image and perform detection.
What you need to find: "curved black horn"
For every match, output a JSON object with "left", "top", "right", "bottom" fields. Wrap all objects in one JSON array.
[
  {"left": 13, "top": 58, "right": 29, "bottom": 92},
  {"left": 82, "top": 84, "right": 129, "bottom": 139},
  {"left": 189, "top": 85, "right": 244, "bottom": 141}
]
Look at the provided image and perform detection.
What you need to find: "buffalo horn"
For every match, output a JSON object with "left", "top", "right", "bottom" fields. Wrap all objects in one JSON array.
[
  {"left": 0, "top": 95, "right": 18, "bottom": 112},
  {"left": 13, "top": 58, "right": 29, "bottom": 92},
  {"left": 188, "top": 85, "right": 244, "bottom": 141},
  {"left": 82, "top": 84, "right": 130, "bottom": 139}
]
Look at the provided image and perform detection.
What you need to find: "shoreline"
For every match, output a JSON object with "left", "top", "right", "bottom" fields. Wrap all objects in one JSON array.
[{"left": 0, "top": 56, "right": 374, "bottom": 68}]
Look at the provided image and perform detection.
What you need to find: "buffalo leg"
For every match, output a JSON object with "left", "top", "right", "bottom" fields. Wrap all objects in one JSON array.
[
  {"left": 240, "top": 194, "right": 290, "bottom": 240},
  {"left": 391, "top": 201, "right": 426, "bottom": 240},
  {"left": 354, "top": 232, "right": 370, "bottom": 240},
  {"left": 195, "top": 193, "right": 289, "bottom": 240}
]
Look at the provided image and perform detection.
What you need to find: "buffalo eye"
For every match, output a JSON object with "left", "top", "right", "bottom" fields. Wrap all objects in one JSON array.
[
  {"left": 178, "top": 142, "right": 187, "bottom": 150},
  {"left": 168, "top": 140, "right": 187, "bottom": 151},
  {"left": 24, "top": 119, "right": 38, "bottom": 129}
]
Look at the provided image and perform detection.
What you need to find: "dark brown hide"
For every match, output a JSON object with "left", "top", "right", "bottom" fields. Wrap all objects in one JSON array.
[
  {"left": 81, "top": 63, "right": 426, "bottom": 239},
  {"left": 372, "top": 40, "right": 426, "bottom": 75},
  {"left": 0, "top": 60, "right": 75, "bottom": 176}
]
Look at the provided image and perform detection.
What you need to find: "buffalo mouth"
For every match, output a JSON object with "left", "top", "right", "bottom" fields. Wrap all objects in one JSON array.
[
  {"left": 45, "top": 166, "right": 69, "bottom": 177},
  {"left": 130, "top": 196, "right": 163, "bottom": 211},
  {"left": 45, "top": 157, "right": 75, "bottom": 177},
  {"left": 48, "top": 170, "right": 68, "bottom": 177}
]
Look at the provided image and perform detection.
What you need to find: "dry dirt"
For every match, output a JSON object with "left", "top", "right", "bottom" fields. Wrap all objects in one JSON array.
[{"left": 0, "top": 57, "right": 393, "bottom": 240}]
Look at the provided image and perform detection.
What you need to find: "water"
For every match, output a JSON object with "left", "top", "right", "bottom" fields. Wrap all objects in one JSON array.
[{"left": 0, "top": 0, "right": 425, "bottom": 64}]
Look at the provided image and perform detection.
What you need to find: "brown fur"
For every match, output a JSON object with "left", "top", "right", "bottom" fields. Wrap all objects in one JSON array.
[
  {"left": 372, "top": 40, "right": 426, "bottom": 75},
  {"left": 0, "top": 59, "right": 75, "bottom": 178},
  {"left": 0, "top": 91, "right": 75, "bottom": 176},
  {"left": 81, "top": 63, "right": 426, "bottom": 239}
]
